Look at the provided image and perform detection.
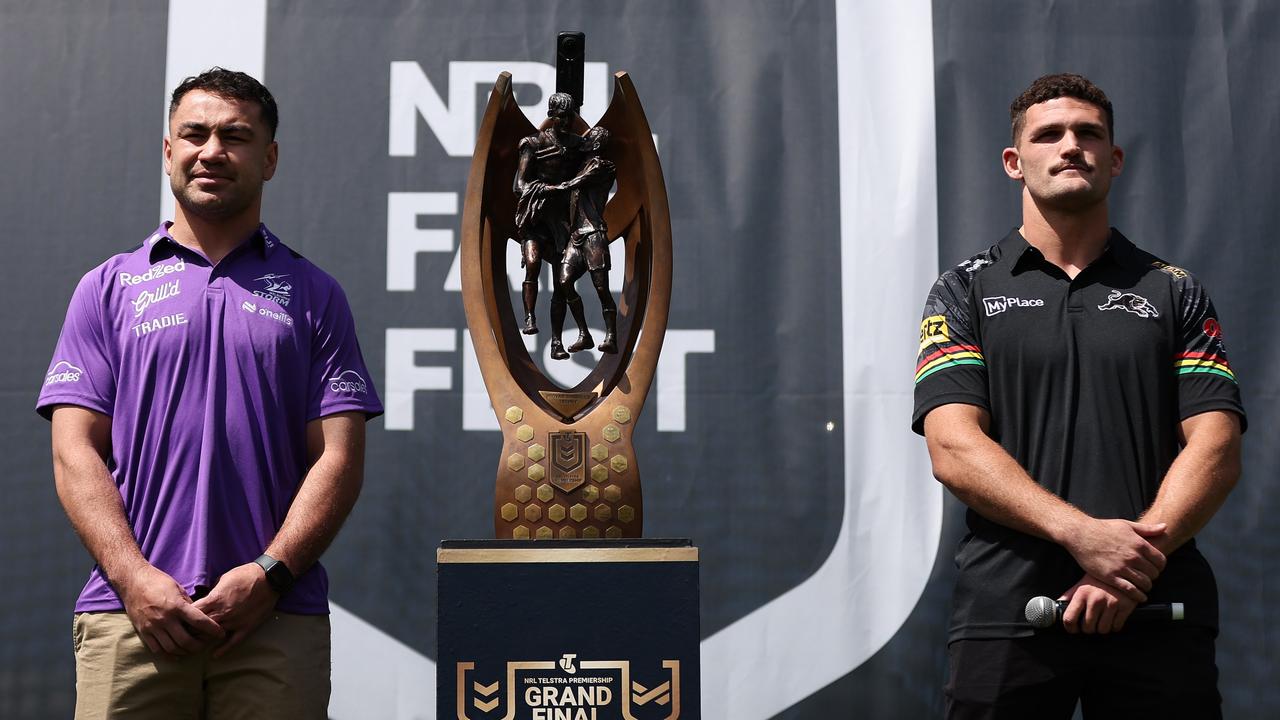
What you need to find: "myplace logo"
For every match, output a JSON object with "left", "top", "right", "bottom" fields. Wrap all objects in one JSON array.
[
  {"left": 983, "top": 295, "right": 1045, "bottom": 317},
  {"left": 329, "top": 370, "right": 368, "bottom": 395},
  {"left": 45, "top": 361, "right": 84, "bottom": 386}
]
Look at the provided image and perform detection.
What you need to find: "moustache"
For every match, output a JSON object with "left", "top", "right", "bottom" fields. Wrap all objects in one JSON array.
[{"left": 1052, "top": 161, "right": 1093, "bottom": 174}]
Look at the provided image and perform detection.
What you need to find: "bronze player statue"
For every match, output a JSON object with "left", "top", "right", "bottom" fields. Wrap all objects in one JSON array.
[
  {"left": 513, "top": 92, "right": 590, "bottom": 359},
  {"left": 551, "top": 126, "right": 618, "bottom": 354}
]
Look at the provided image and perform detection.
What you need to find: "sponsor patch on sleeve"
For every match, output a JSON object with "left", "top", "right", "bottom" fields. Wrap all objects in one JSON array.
[
  {"left": 1151, "top": 260, "right": 1189, "bottom": 279},
  {"left": 919, "top": 315, "right": 949, "bottom": 351}
]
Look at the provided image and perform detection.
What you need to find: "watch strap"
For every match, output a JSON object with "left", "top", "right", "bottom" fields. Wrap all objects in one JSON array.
[{"left": 254, "top": 553, "right": 295, "bottom": 595}]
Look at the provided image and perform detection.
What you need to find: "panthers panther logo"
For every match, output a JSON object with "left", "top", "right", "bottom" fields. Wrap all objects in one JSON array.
[{"left": 1097, "top": 290, "right": 1160, "bottom": 318}]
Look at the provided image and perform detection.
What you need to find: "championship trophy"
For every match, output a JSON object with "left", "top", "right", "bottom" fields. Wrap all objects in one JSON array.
[
  {"left": 460, "top": 32, "right": 672, "bottom": 540},
  {"left": 442, "top": 35, "right": 697, "bottom": 718}
]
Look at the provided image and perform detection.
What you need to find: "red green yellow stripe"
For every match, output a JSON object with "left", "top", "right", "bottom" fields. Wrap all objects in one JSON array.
[
  {"left": 916, "top": 344, "right": 985, "bottom": 383},
  {"left": 1175, "top": 352, "right": 1235, "bottom": 382}
]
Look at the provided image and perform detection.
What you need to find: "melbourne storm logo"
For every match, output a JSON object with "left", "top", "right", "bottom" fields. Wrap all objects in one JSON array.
[
  {"left": 1098, "top": 290, "right": 1159, "bottom": 318},
  {"left": 253, "top": 273, "right": 292, "bottom": 307}
]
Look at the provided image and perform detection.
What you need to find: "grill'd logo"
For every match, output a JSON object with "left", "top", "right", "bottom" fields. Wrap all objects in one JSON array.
[
  {"left": 131, "top": 279, "right": 180, "bottom": 317},
  {"left": 983, "top": 295, "right": 1044, "bottom": 317}
]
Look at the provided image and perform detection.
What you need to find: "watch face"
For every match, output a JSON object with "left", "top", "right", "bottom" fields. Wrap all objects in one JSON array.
[{"left": 258, "top": 556, "right": 294, "bottom": 594}]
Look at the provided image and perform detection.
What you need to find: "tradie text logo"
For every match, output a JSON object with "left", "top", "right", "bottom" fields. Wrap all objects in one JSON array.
[
  {"left": 45, "top": 361, "right": 84, "bottom": 386},
  {"left": 329, "top": 370, "right": 367, "bottom": 395},
  {"left": 132, "top": 280, "right": 181, "bottom": 317},
  {"left": 120, "top": 260, "right": 186, "bottom": 287},
  {"left": 132, "top": 313, "right": 187, "bottom": 338},
  {"left": 983, "top": 295, "right": 1045, "bottom": 317}
]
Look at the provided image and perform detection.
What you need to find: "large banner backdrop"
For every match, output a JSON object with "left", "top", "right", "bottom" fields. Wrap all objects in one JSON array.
[{"left": 2, "top": 1, "right": 1276, "bottom": 717}]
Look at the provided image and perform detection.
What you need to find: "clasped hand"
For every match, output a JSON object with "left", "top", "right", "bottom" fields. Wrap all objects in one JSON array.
[
  {"left": 1056, "top": 518, "right": 1168, "bottom": 635},
  {"left": 120, "top": 562, "right": 277, "bottom": 658},
  {"left": 1062, "top": 517, "right": 1167, "bottom": 603}
]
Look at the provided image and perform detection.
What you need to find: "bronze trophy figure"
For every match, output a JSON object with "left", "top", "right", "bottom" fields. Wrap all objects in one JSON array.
[
  {"left": 513, "top": 91, "right": 583, "bottom": 356},
  {"left": 553, "top": 125, "right": 619, "bottom": 354},
  {"left": 461, "top": 33, "right": 671, "bottom": 539}
]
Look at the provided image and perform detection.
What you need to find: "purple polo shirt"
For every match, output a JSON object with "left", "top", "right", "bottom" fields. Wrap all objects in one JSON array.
[{"left": 37, "top": 223, "right": 382, "bottom": 614}]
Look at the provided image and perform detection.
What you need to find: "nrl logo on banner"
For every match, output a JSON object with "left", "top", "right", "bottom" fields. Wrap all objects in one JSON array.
[{"left": 457, "top": 655, "right": 680, "bottom": 720}]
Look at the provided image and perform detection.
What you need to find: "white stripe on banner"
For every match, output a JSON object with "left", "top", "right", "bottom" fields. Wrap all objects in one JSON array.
[
  {"left": 698, "top": 0, "right": 942, "bottom": 715},
  {"left": 160, "top": 0, "right": 268, "bottom": 223}
]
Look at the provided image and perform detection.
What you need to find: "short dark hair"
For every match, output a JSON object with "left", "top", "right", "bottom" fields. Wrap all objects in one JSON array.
[
  {"left": 584, "top": 126, "right": 609, "bottom": 151},
  {"left": 1010, "top": 73, "right": 1113, "bottom": 144},
  {"left": 548, "top": 92, "right": 575, "bottom": 116},
  {"left": 169, "top": 67, "right": 279, "bottom": 139}
]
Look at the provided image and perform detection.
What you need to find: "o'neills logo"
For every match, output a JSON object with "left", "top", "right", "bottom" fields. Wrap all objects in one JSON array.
[
  {"left": 132, "top": 279, "right": 181, "bottom": 317},
  {"left": 329, "top": 370, "right": 368, "bottom": 395},
  {"left": 45, "top": 360, "right": 84, "bottom": 386},
  {"left": 120, "top": 259, "right": 186, "bottom": 287},
  {"left": 983, "top": 295, "right": 1045, "bottom": 317}
]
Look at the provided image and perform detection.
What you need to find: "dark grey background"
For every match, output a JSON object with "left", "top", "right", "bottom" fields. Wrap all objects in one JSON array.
[{"left": 1, "top": 1, "right": 1275, "bottom": 718}]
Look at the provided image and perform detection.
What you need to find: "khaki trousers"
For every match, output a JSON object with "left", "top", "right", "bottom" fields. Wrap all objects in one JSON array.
[{"left": 73, "top": 611, "right": 330, "bottom": 720}]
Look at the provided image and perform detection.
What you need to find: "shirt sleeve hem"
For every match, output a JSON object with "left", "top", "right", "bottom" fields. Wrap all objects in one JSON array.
[
  {"left": 912, "top": 393, "right": 991, "bottom": 436},
  {"left": 307, "top": 402, "right": 385, "bottom": 423},
  {"left": 1179, "top": 400, "right": 1248, "bottom": 434},
  {"left": 35, "top": 395, "right": 113, "bottom": 422}
]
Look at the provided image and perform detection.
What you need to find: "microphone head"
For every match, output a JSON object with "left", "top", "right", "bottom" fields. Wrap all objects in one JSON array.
[{"left": 1024, "top": 596, "right": 1060, "bottom": 628}]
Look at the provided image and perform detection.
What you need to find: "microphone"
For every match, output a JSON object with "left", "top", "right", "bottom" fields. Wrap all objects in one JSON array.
[{"left": 1024, "top": 595, "right": 1185, "bottom": 629}]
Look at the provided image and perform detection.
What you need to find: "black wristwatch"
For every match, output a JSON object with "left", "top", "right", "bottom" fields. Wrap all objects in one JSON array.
[{"left": 254, "top": 554, "right": 295, "bottom": 596}]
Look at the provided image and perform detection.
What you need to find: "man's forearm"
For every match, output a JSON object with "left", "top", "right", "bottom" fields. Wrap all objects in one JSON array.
[
  {"left": 924, "top": 404, "right": 1167, "bottom": 600},
  {"left": 53, "top": 442, "right": 148, "bottom": 590},
  {"left": 265, "top": 414, "right": 365, "bottom": 575},
  {"left": 265, "top": 457, "right": 361, "bottom": 575},
  {"left": 925, "top": 410, "right": 1088, "bottom": 545},
  {"left": 1140, "top": 411, "right": 1242, "bottom": 554}
]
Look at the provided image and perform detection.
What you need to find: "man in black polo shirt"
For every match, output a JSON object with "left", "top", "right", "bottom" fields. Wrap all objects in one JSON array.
[{"left": 914, "top": 74, "right": 1245, "bottom": 718}]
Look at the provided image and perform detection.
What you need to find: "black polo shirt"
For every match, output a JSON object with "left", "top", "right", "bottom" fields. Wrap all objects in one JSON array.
[{"left": 913, "top": 228, "right": 1245, "bottom": 642}]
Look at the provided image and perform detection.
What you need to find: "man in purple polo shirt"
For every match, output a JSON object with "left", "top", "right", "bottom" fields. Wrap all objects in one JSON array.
[{"left": 38, "top": 68, "right": 381, "bottom": 718}]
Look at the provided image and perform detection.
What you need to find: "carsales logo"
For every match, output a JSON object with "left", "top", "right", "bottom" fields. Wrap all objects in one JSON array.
[
  {"left": 45, "top": 361, "right": 84, "bottom": 386},
  {"left": 329, "top": 370, "right": 368, "bottom": 395},
  {"left": 120, "top": 259, "right": 186, "bottom": 287}
]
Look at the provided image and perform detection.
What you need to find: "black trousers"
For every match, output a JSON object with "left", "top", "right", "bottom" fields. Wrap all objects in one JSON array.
[{"left": 945, "top": 627, "right": 1220, "bottom": 720}]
